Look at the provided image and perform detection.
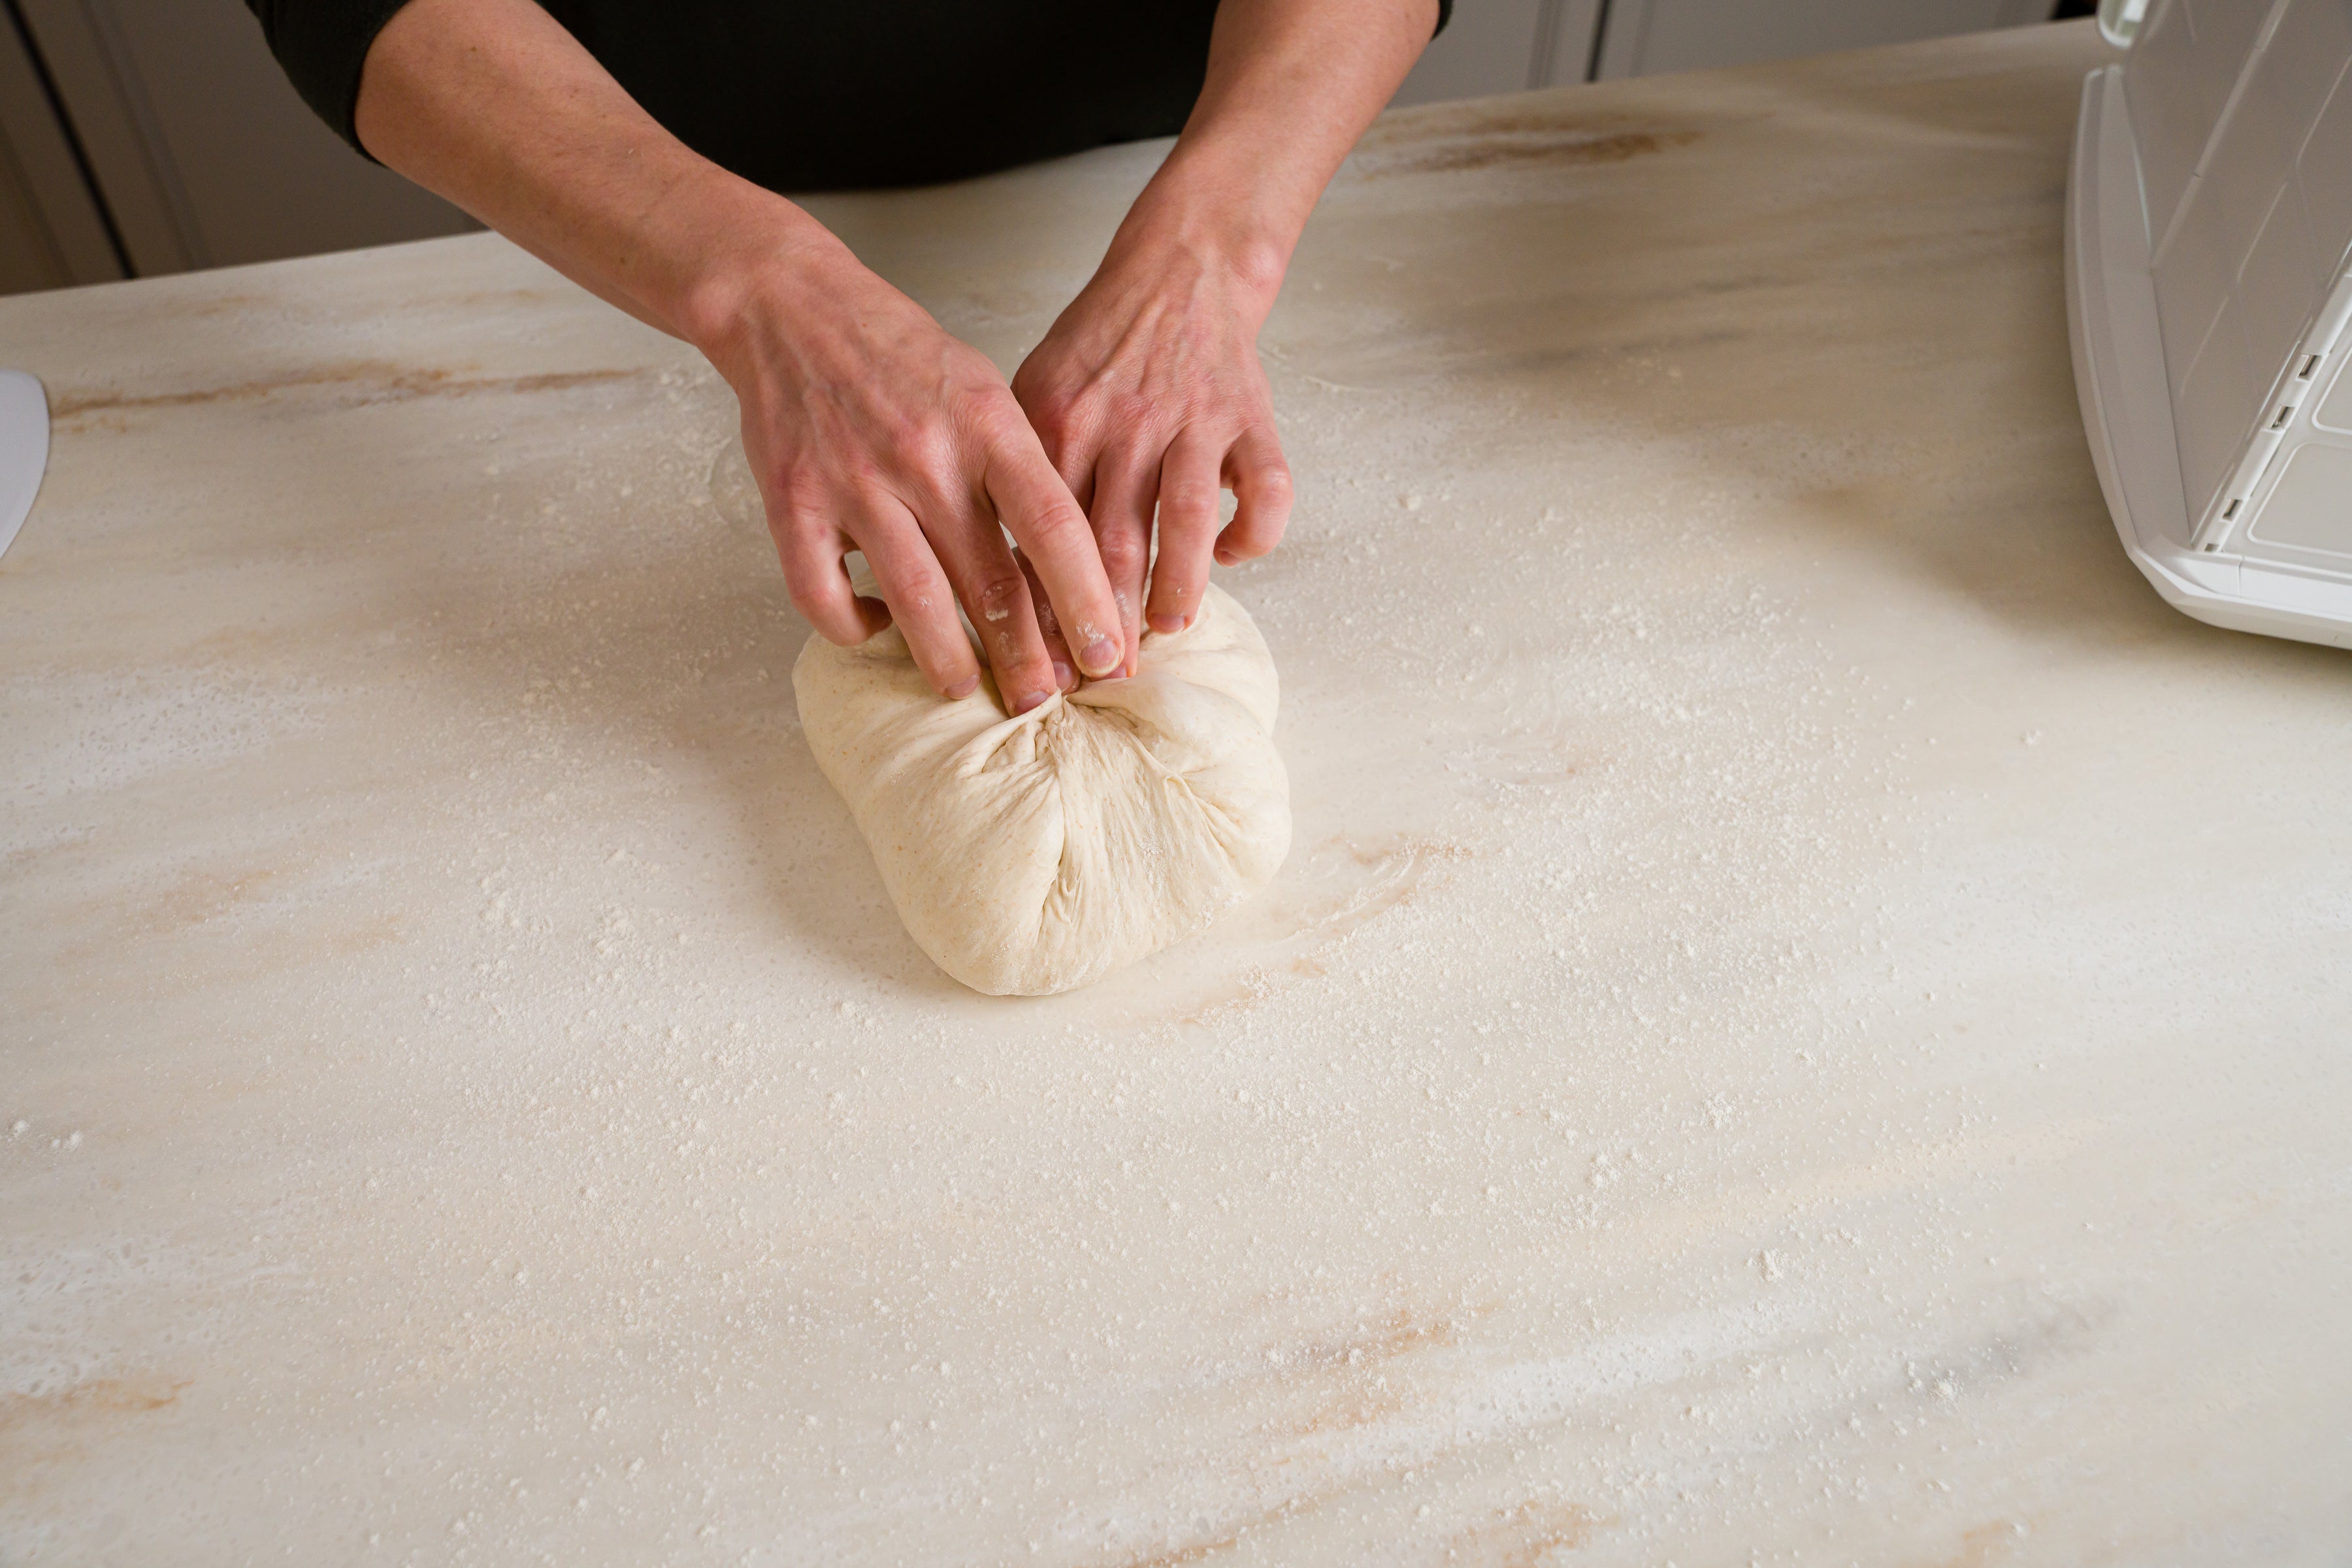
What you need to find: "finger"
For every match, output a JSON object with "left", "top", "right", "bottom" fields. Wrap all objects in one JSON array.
[
  {"left": 843, "top": 498, "right": 981, "bottom": 699},
  {"left": 1145, "top": 429, "right": 1226, "bottom": 635},
  {"left": 774, "top": 515, "right": 890, "bottom": 646},
  {"left": 1088, "top": 449, "right": 1156, "bottom": 677},
  {"left": 1038, "top": 414, "right": 1098, "bottom": 514},
  {"left": 921, "top": 490, "right": 1063, "bottom": 715},
  {"left": 1015, "top": 401, "right": 1093, "bottom": 687},
  {"left": 983, "top": 434, "right": 1125, "bottom": 679},
  {"left": 1012, "top": 366, "right": 1098, "bottom": 510},
  {"left": 1013, "top": 549, "right": 1078, "bottom": 692},
  {"left": 1215, "top": 423, "right": 1293, "bottom": 566}
]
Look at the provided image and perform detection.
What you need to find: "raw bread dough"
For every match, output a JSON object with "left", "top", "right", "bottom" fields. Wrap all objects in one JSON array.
[{"left": 794, "top": 583, "right": 1290, "bottom": 996}]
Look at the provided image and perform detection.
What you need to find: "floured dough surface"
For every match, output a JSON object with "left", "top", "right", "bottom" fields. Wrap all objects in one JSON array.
[{"left": 794, "top": 583, "right": 1290, "bottom": 996}]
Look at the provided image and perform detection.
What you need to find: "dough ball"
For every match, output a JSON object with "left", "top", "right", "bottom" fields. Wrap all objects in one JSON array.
[{"left": 794, "top": 583, "right": 1290, "bottom": 996}]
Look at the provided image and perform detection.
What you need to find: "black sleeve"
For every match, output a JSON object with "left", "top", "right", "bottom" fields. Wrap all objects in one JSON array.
[
  {"left": 247, "top": 0, "right": 1457, "bottom": 165},
  {"left": 241, "top": 0, "right": 416, "bottom": 154}
]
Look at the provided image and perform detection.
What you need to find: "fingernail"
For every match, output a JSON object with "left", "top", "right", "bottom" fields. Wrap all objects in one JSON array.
[
  {"left": 946, "top": 674, "right": 979, "bottom": 699},
  {"left": 1013, "top": 688, "right": 1052, "bottom": 715},
  {"left": 1147, "top": 612, "right": 1188, "bottom": 634},
  {"left": 1051, "top": 659, "right": 1075, "bottom": 690},
  {"left": 1079, "top": 636, "right": 1121, "bottom": 675},
  {"left": 1213, "top": 548, "right": 1239, "bottom": 566}
]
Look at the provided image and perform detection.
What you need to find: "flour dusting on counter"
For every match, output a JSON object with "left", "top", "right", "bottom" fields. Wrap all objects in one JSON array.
[{"left": 8, "top": 25, "right": 2352, "bottom": 1566}]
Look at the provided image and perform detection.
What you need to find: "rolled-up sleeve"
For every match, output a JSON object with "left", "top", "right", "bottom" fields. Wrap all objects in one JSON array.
[{"left": 241, "top": 0, "right": 417, "bottom": 154}]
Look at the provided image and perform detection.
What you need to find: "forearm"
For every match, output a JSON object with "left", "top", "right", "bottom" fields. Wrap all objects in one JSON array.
[
  {"left": 351, "top": 0, "right": 841, "bottom": 350},
  {"left": 1109, "top": 0, "right": 1439, "bottom": 310}
]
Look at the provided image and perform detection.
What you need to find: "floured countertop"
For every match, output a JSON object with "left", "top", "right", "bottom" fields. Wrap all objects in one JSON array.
[{"left": 6, "top": 20, "right": 2350, "bottom": 1565}]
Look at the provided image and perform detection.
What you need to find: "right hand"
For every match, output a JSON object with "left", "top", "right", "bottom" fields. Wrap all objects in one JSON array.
[{"left": 693, "top": 238, "right": 1127, "bottom": 713}]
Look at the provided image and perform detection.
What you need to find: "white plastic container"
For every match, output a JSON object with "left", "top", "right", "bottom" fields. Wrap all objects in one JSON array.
[
  {"left": 2068, "top": 0, "right": 2352, "bottom": 647},
  {"left": 0, "top": 370, "right": 48, "bottom": 562}
]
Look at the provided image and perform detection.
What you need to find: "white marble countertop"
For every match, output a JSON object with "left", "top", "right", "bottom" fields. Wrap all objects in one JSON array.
[{"left": 6, "top": 20, "right": 2349, "bottom": 1565}]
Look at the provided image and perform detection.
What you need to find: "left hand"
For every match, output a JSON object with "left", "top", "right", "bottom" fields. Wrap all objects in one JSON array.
[{"left": 1011, "top": 235, "right": 1294, "bottom": 680}]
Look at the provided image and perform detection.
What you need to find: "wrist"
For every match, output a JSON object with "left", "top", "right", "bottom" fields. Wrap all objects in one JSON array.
[
  {"left": 663, "top": 184, "right": 858, "bottom": 370},
  {"left": 1105, "top": 150, "right": 1299, "bottom": 323}
]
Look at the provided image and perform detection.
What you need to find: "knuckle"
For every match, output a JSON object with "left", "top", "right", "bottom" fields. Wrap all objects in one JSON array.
[
  {"left": 968, "top": 569, "right": 1028, "bottom": 617},
  {"left": 1022, "top": 499, "right": 1090, "bottom": 552},
  {"left": 785, "top": 578, "right": 843, "bottom": 632},
  {"left": 879, "top": 416, "right": 955, "bottom": 479},
  {"left": 969, "top": 582, "right": 1036, "bottom": 662},
  {"left": 1100, "top": 542, "right": 1147, "bottom": 584},
  {"left": 1160, "top": 477, "right": 1223, "bottom": 523},
  {"left": 836, "top": 447, "right": 894, "bottom": 493},
  {"left": 773, "top": 465, "right": 829, "bottom": 520},
  {"left": 959, "top": 573, "right": 1035, "bottom": 653},
  {"left": 968, "top": 388, "right": 1038, "bottom": 446},
  {"left": 896, "top": 566, "right": 955, "bottom": 621}
]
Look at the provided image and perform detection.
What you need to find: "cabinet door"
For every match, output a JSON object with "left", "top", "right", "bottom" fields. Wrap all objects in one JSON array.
[
  {"left": 13, "top": 0, "right": 473, "bottom": 277},
  {"left": 1597, "top": 0, "right": 2052, "bottom": 79},
  {"left": 1396, "top": 0, "right": 1609, "bottom": 104},
  {"left": 0, "top": 145, "right": 76, "bottom": 295},
  {"left": 0, "top": 1, "right": 123, "bottom": 292}
]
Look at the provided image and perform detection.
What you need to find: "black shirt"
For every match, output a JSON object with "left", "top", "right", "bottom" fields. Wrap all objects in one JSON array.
[{"left": 246, "top": 1, "right": 1450, "bottom": 193}]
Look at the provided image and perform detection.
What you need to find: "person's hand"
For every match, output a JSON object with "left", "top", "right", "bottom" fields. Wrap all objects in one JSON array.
[
  {"left": 355, "top": 0, "right": 1426, "bottom": 702},
  {"left": 1010, "top": 232, "right": 1293, "bottom": 677},
  {"left": 696, "top": 237, "right": 1128, "bottom": 711}
]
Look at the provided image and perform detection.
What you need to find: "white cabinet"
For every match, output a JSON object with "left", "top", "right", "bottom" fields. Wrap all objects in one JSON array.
[
  {"left": 1, "top": 4, "right": 119, "bottom": 291},
  {"left": 1595, "top": 0, "right": 2052, "bottom": 78},
  {"left": 0, "top": 0, "right": 472, "bottom": 294},
  {"left": 1396, "top": 0, "right": 2064, "bottom": 105},
  {"left": 1396, "top": 0, "right": 1610, "bottom": 104}
]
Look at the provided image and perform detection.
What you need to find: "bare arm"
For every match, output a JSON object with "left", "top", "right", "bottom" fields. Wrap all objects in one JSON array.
[
  {"left": 355, "top": 0, "right": 1128, "bottom": 709},
  {"left": 1012, "top": 0, "right": 1437, "bottom": 672}
]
